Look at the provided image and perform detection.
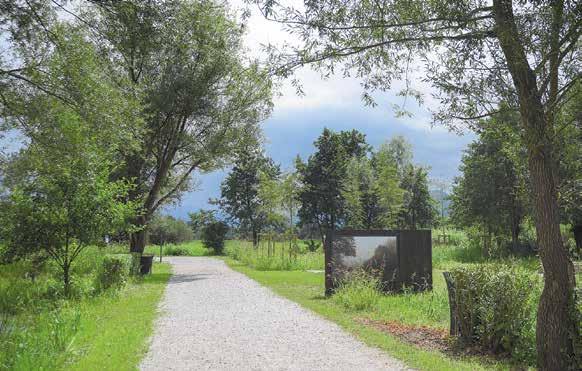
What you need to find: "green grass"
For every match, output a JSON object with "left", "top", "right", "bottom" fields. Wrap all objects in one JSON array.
[
  {"left": 224, "top": 259, "right": 511, "bottom": 371},
  {"left": 102, "top": 240, "right": 214, "bottom": 257},
  {"left": 224, "top": 240, "right": 324, "bottom": 271},
  {"left": 0, "top": 260, "right": 171, "bottom": 370},
  {"left": 144, "top": 240, "right": 213, "bottom": 257},
  {"left": 64, "top": 262, "right": 171, "bottom": 370}
]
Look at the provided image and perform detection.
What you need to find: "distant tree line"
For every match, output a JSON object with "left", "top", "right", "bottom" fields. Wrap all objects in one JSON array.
[{"left": 211, "top": 129, "right": 437, "bottom": 244}]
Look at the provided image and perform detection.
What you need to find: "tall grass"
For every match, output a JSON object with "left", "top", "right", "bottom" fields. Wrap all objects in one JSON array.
[
  {"left": 0, "top": 246, "right": 156, "bottom": 370},
  {"left": 332, "top": 270, "right": 381, "bottom": 311},
  {"left": 225, "top": 240, "right": 324, "bottom": 271},
  {"left": 1, "top": 306, "right": 81, "bottom": 370}
]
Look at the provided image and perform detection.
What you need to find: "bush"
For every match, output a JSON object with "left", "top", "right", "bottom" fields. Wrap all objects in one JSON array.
[
  {"left": 332, "top": 270, "right": 381, "bottom": 311},
  {"left": 449, "top": 264, "right": 542, "bottom": 365},
  {"left": 162, "top": 244, "right": 191, "bottom": 256},
  {"left": 148, "top": 215, "right": 193, "bottom": 245},
  {"left": 202, "top": 221, "right": 229, "bottom": 254},
  {"left": 95, "top": 255, "right": 131, "bottom": 291}
]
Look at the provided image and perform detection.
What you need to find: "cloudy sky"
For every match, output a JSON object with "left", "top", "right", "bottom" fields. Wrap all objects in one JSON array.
[{"left": 163, "top": 2, "right": 475, "bottom": 220}]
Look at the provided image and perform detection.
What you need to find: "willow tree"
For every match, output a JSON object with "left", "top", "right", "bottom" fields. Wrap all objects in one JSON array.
[
  {"left": 90, "top": 0, "right": 273, "bottom": 253},
  {"left": 257, "top": 0, "right": 581, "bottom": 368}
]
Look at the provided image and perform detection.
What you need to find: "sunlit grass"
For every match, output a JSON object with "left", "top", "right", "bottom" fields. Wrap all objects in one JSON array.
[
  {"left": 0, "top": 261, "right": 171, "bottom": 370},
  {"left": 144, "top": 240, "right": 213, "bottom": 257},
  {"left": 64, "top": 262, "right": 171, "bottom": 370},
  {"left": 225, "top": 260, "right": 506, "bottom": 371},
  {"left": 224, "top": 240, "right": 324, "bottom": 271}
]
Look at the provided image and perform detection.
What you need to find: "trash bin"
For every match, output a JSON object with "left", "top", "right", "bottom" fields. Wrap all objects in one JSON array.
[{"left": 140, "top": 254, "right": 154, "bottom": 275}]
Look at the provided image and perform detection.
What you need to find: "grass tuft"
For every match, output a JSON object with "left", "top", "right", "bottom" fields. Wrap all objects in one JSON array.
[{"left": 332, "top": 270, "right": 381, "bottom": 311}]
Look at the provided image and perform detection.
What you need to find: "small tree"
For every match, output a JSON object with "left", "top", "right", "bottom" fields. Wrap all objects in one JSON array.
[
  {"left": 280, "top": 170, "right": 301, "bottom": 232},
  {"left": 450, "top": 112, "right": 528, "bottom": 254},
  {"left": 202, "top": 221, "right": 229, "bottom": 255},
  {"left": 1, "top": 114, "right": 136, "bottom": 296},
  {"left": 188, "top": 209, "right": 217, "bottom": 239},
  {"left": 398, "top": 165, "right": 437, "bottom": 230},
  {"left": 148, "top": 215, "right": 193, "bottom": 245},
  {"left": 373, "top": 141, "right": 406, "bottom": 227},
  {"left": 216, "top": 149, "right": 280, "bottom": 245},
  {"left": 297, "top": 128, "right": 369, "bottom": 241}
]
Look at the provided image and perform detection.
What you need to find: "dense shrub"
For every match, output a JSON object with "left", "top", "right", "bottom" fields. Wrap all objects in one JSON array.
[
  {"left": 162, "top": 244, "right": 191, "bottom": 256},
  {"left": 202, "top": 221, "right": 229, "bottom": 254},
  {"left": 332, "top": 270, "right": 381, "bottom": 311},
  {"left": 95, "top": 255, "right": 131, "bottom": 291},
  {"left": 449, "top": 264, "right": 542, "bottom": 365},
  {"left": 148, "top": 215, "right": 193, "bottom": 245}
]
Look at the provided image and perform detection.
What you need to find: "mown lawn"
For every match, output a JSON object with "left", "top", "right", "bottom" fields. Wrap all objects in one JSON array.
[
  {"left": 64, "top": 262, "right": 171, "bottom": 370},
  {"left": 224, "top": 259, "right": 511, "bottom": 371},
  {"left": 0, "top": 261, "right": 171, "bottom": 371}
]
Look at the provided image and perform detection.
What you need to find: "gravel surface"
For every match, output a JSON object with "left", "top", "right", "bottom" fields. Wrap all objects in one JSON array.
[{"left": 140, "top": 257, "right": 409, "bottom": 371}]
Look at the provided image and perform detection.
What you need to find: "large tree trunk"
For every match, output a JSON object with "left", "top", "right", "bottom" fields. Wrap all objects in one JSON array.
[
  {"left": 528, "top": 143, "right": 578, "bottom": 370},
  {"left": 130, "top": 215, "right": 148, "bottom": 254},
  {"left": 493, "top": 1, "right": 579, "bottom": 369}
]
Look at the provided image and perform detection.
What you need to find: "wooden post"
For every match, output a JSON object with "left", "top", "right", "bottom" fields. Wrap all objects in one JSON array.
[{"left": 443, "top": 272, "right": 460, "bottom": 336}]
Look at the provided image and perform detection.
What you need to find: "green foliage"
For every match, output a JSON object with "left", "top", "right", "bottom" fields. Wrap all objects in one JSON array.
[
  {"left": 342, "top": 156, "right": 395, "bottom": 228},
  {"left": 161, "top": 245, "right": 191, "bottom": 256},
  {"left": 298, "top": 131, "right": 434, "bottom": 232},
  {"left": 0, "top": 112, "right": 136, "bottom": 295},
  {"left": 95, "top": 255, "right": 131, "bottom": 292},
  {"left": 216, "top": 149, "right": 280, "bottom": 243},
  {"left": 0, "top": 306, "right": 81, "bottom": 370},
  {"left": 279, "top": 170, "right": 301, "bottom": 231},
  {"left": 373, "top": 140, "right": 406, "bottom": 227},
  {"left": 450, "top": 264, "right": 542, "bottom": 365},
  {"left": 432, "top": 235, "right": 485, "bottom": 271},
  {"left": 144, "top": 241, "right": 212, "bottom": 257},
  {"left": 398, "top": 164, "right": 437, "bottom": 230},
  {"left": 305, "top": 239, "right": 321, "bottom": 252},
  {"left": 450, "top": 111, "right": 528, "bottom": 254},
  {"left": 257, "top": 169, "right": 287, "bottom": 229},
  {"left": 332, "top": 270, "right": 381, "bottom": 311},
  {"left": 226, "top": 240, "right": 323, "bottom": 271},
  {"left": 187, "top": 210, "right": 217, "bottom": 238},
  {"left": 0, "top": 256, "right": 171, "bottom": 371},
  {"left": 92, "top": 0, "right": 273, "bottom": 252},
  {"left": 148, "top": 215, "right": 194, "bottom": 245},
  {"left": 202, "top": 221, "right": 229, "bottom": 254},
  {"left": 557, "top": 85, "right": 582, "bottom": 255},
  {"left": 297, "top": 128, "right": 369, "bottom": 233}
]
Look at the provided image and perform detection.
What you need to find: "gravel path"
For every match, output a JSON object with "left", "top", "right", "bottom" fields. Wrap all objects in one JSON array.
[{"left": 140, "top": 257, "right": 409, "bottom": 371}]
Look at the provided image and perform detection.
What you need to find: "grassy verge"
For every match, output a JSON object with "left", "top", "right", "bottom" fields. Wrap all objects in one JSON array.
[
  {"left": 145, "top": 240, "right": 212, "bottom": 257},
  {"left": 1, "top": 261, "right": 171, "bottom": 370},
  {"left": 224, "top": 259, "right": 509, "bottom": 371},
  {"left": 64, "top": 262, "right": 171, "bottom": 370}
]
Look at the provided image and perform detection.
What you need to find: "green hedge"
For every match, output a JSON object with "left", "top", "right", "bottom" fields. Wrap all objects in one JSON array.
[{"left": 449, "top": 264, "right": 542, "bottom": 365}]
